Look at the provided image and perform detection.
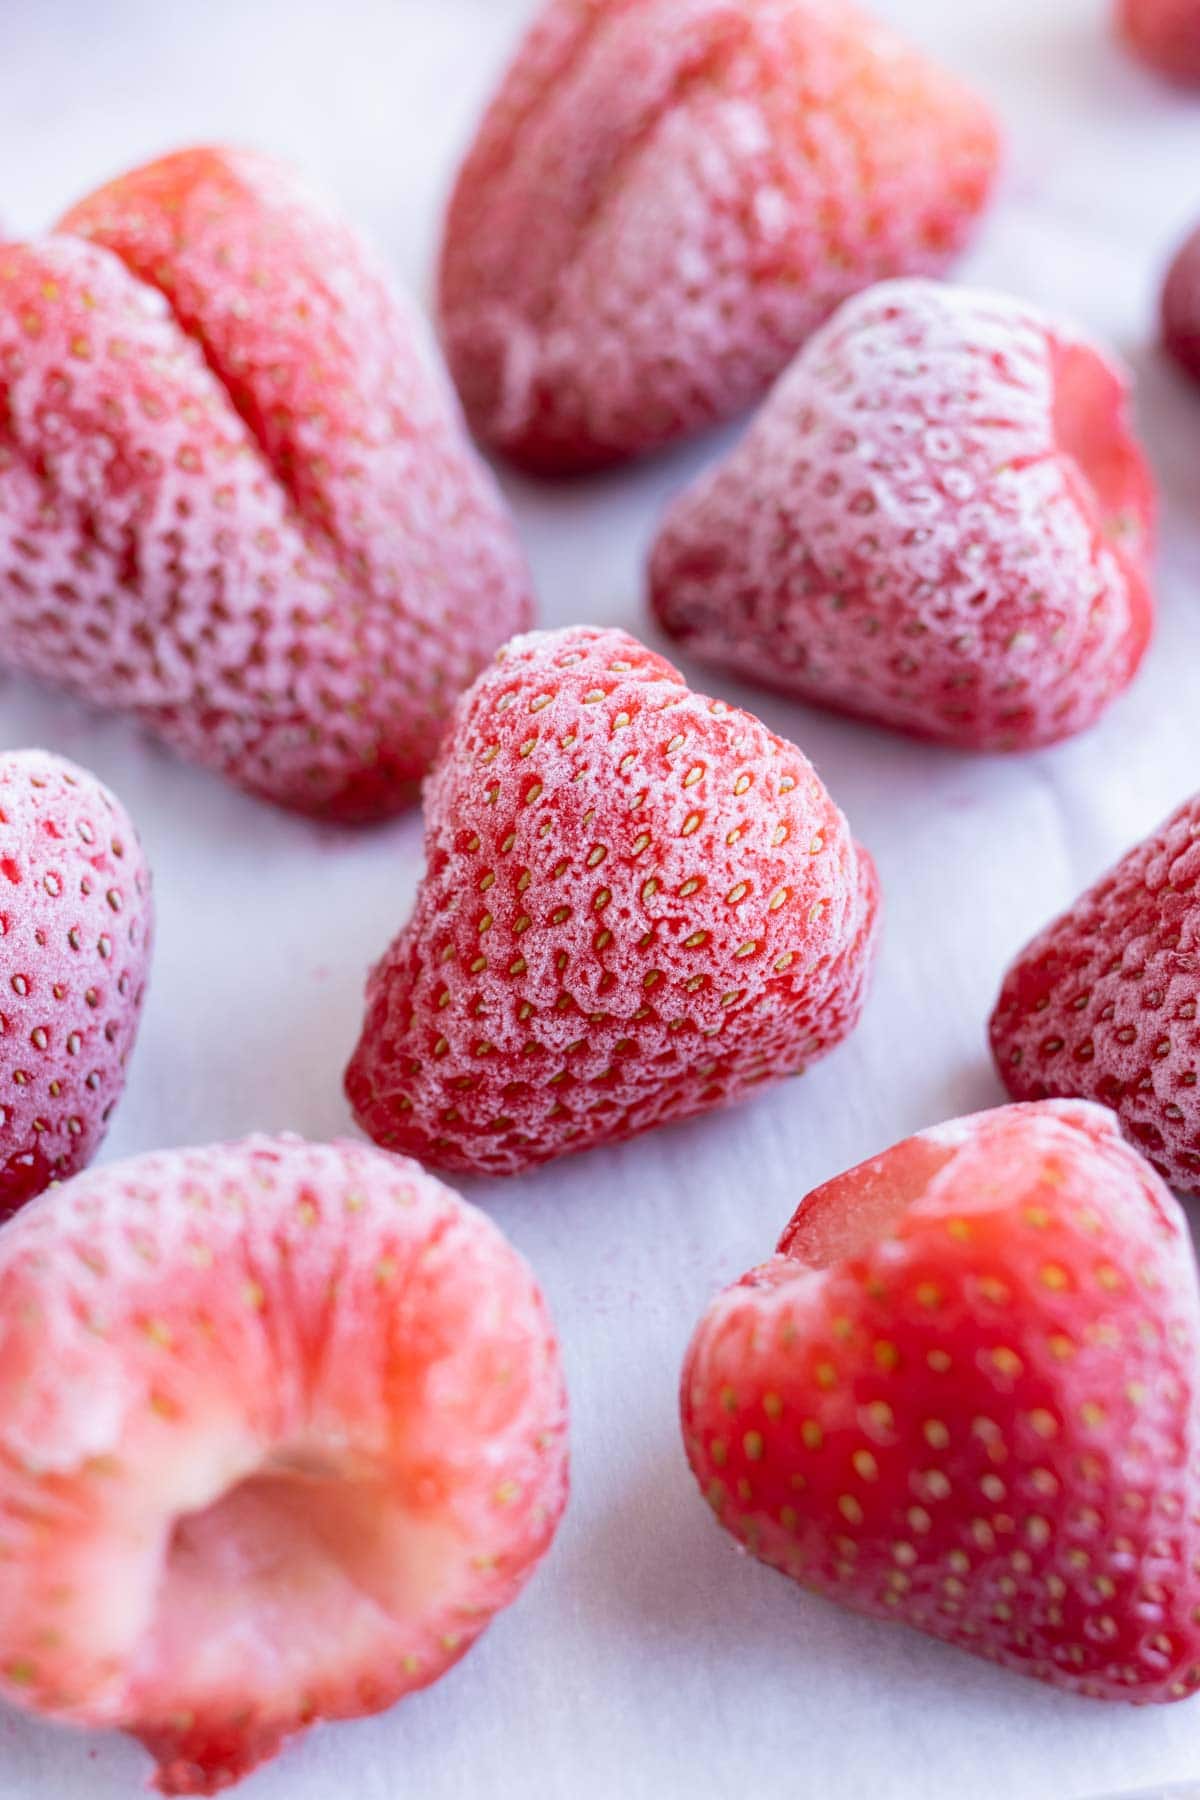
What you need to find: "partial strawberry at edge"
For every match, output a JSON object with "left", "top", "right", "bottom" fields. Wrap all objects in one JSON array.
[
  {"left": 0, "top": 1135, "right": 568, "bottom": 1795},
  {"left": 991, "top": 791, "right": 1200, "bottom": 1196},
  {"left": 345, "top": 625, "right": 880, "bottom": 1176},
  {"left": 1117, "top": 0, "right": 1200, "bottom": 83},
  {"left": 650, "top": 279, "right": 1156, "bottom": 753},
  {"left": 438, "top": 0, "right": 1000, "bottom": 473},
  {"left": 0, "top": 750, "right": 151, "bottom": 1214},
  {"left": 682, "top": 1100, "right": 1200, "bottom": 1703},
  {"left": 0, "top": 147, "right": 532, "bottom": 822}
]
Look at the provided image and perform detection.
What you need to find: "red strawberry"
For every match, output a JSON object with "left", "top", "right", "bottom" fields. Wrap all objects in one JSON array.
[
  {"left": 1162, "top": 223, "right": 1200, "bottom": 386},
  {"left": 0, "top": 1134, "right": 568, "bottom": 1795},
  {"left": 345, "top": 625, "right": 879, "bottom": 1176},
  {"left": 681, "top": 1100, "right": 1200, "bottom": 1702},
  {"left": 991, "top": 793, "right": 1200, "bottom": 1195},
  {"left": 0, "top": 750, "right": 151, "bottom": 1215},
  {"left": 438, "top": 0, "right": 1000, "bottom": 473},
  {"left": 650, "top": 279, "right": 1156, "bottom": 752},
  {"left": 0, "top": 147, "right": 533, "bottom": 822},
  {"left": 1117, "top": 0, "right": 1200, "bottom": 82}
]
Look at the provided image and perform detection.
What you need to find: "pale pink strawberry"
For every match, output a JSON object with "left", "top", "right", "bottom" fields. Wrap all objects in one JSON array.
[
  {"left": 0, "top": 147, "right": 533, "bottom": 821},
  {"left": 0, "top": 750, "right": 151, "bottom": 1215},
  {"left": 0, "top": 1135, "right": 568, "bottom": 1794}
]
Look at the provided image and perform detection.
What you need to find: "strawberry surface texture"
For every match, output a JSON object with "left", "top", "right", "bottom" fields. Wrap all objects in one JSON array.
[
  {"left": 0, "top": 750, "right": 150, "bottom": 1215},
  {"left": 0, "top": 147, "right": 533, "bottom": 821},
  {"left": 438, "top": 0, "right": 1000, "bottom": 472},
  {"left": 681, "top": 1100, "right": 1200, "bottom": 1701},
  {"left": 345, "top": 625, "right": 880, "bottom": 1175},
  {"left": 650, "top": 280, "right": 1156, "bottom": 751},
  {"left": 1118, "top": 0, "right": 1200, "bottom": 81},
  {"left": 991, "top": 792, "right": 1200, "bottom": 1195},
  {"left": 0, "top": 1135, "right": 568, "bottom": 1794}
]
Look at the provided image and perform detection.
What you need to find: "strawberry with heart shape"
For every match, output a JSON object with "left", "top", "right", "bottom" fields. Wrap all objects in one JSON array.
[
  {"left": 681, "top": 1100, "right": 1200, "bottom": 1701},
  {"left": 345, "top": 625, "right": 880, "bottom": 1175},
  {"left": 0, "top": 147, "right": 533, "bottom": 821}
]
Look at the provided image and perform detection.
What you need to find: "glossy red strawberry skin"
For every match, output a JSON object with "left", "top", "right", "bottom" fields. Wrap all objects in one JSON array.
[
  {"left": 682, "top": 1101, "right": 1200, "bottom": 1702},
  {"left": 438, "top": 0, "right": 1000, "bottom": 473},
  {"left": 0, "top": 148, "right": 532, "bottom": 821},
  {"left": 1118, "top": 0, "right": 1200, "bottom": 82},
  {"left": 0, "top": 751, "right": 151, "bottom": 1215},
  {"left": 0, "top": 1135, "right": 568, "bottom": 1795},
  {"left": 991, "top": 794, "right": 1200, "bottom": 1196},
  {"left": 650, "top": 279, "right": 1156, "bottom": 752},
  {"left": 345, "top": 626, "right": 880, "bottom": 1176}
]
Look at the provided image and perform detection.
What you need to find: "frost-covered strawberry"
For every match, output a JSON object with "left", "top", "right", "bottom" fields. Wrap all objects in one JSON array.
[
  {"left": 0, "top": 750, "right": 151, "bottom": 1214},
  {"left": 650, "top": 280, "right": 1155, "bottom": 752},
  {"left": 0, "top": 147, "right": 533, "bottom": 821},
  {"left": 991, "top": 792, "right": 1200, "bottom": 1194},
  {"left": 345, "top": 625, "right": 880, "bottom": 1175},
  {"left": 438, "top": 0, "right": 1000, "bottom": 472},
  {"left": 682, "top": 1101, "right": 1200, "bottom": 1701},
  {"left": 0, "top": 1135, "right": 568, "bottom": 1794}
]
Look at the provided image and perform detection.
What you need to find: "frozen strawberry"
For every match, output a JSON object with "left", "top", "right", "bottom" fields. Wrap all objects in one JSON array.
[
  {"left": 438, "top": 0, "right": 1001, "bottom": 473},
  {"left": 0, "top": 750, "right": 151, "bottom": 1215},
  {"left": 682, "top": 1100, "right": 1200, "bottom": 1702},
  {"left": 345, "top": 625, "right": 880, "bottom": 1176},
  {"left": 650, "top": 279, "right": 1156, "bottom": 752},
  {"left": 1117, "top": 0, "right": 1200, "bottom": 82},
  {"left": 991, "top": 794, "right": 1200, "bottom": 1195},
  {"left": 0, "top": 147, "right": 533, "bottom": 822},
  {"left": 0, "top": 1134, "right": 568, "bottom": 1795},
  {"left": 1162, "top": 224, "right": 1200, "bottom": 386}
]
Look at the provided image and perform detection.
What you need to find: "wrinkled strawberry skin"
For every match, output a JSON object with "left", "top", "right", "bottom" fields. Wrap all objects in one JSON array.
[
  {"left": 650, "top": 279, "right": 1155, "bottom": 752},
  {"left": 991, "top": 793, "right": 1200, "bottom": 1195},
  {"left": 0, "top": 148, "right": 533, "bottom": 821},
  {"left": 0, "top": 750, "right": 151, "bottom": 1214},
  {"left": 682, "top": 1100, "right": 1200, "bottom": 1702},
  {"left": 345, "top": 625, "right": 879, "bottom": 1175},
  {"left": 439, "top": 0, "right": 1000, "bottom": 472},
  {"left": 0, "top": 1135, "right": 568, "bottom": 1794}
]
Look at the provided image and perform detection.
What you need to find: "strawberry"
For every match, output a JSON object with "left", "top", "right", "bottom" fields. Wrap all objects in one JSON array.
[
  {"left": 991, "top": 793, "right": 1200, "bottom": 1196},
  {"left": 0, "top": 147, "right": 533, "bottom": 822},
  {"left": 345, "top": 625, "right": 880, "bottom": 1176},
  {"left": 681, "top": 1100, "right": 1200, "bottom": 1702},
  {"left": 0, "top": 1134, "right": 568, "bottom": 1795},
  {"left": 437, "top": 0, "right": 1000, "bottom": 473},
  {"left": 1162, "top": 223, "right": 1200, "bottom": 386},
  {"left": 0, "top": 749, "right": 151, "bottom": 1215},
  {"left": 650, "top": 279, "right": 1156, "bottom": 752},
  {"left": 1117, "top": 0, "right": 1200, "bottom": 82}
]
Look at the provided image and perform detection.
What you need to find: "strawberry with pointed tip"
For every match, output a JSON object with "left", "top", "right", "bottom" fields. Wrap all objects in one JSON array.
[
  {"left": 0, "top": 1134, "right": 568, "bottom": 1794},
  {"left": 438, "top": 0, "right": 1000, "bottom": 472},
  {"left": 650, "top": 280, "right": 1155, "bottom": 752},
  {"left": 682, "top": 1101, "right": 1200, "bottom": 1701},
  {"left": 0, "top": 749, "right": 151, "bottom": 1215},
  {"left": 0, "top": 147, "right": 533, "bottom": 821},
  {"left": 345, "top": 625, "right": 880, "bottom": 1175}
]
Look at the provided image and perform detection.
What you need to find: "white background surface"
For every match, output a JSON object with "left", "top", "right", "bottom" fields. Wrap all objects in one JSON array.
[{"left": 0, "top": 0, "right": 1198, "bottom": 1795}]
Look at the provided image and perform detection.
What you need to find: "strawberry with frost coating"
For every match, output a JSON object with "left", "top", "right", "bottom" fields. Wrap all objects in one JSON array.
[
  {"left": 1118, "top": 0, "right": 1200, "bottom": 82},
  {"left": 0, "top": 146, "right": 533, "bottom": 821},
  {"left": 345, "top": 625, "right": 879, "bottom": 1175},
  {"left": 650, "top": 279, "right": 1156, "bottom": 752},
  {"left": 438, "top": 0, "right": 1000, "bottom": 472},
  {"left": 0, "top": 1134, "right": 568, "bottom": 1794},
  {"left": 991, "top": 792, "right": 1200, "bottom": 1195},
  {"left": 0, "top": 750, "right": 151, "bottom": 1214},
  {"left": 682, "top": 1100, "right": 1200, "bottom": 1702}
]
